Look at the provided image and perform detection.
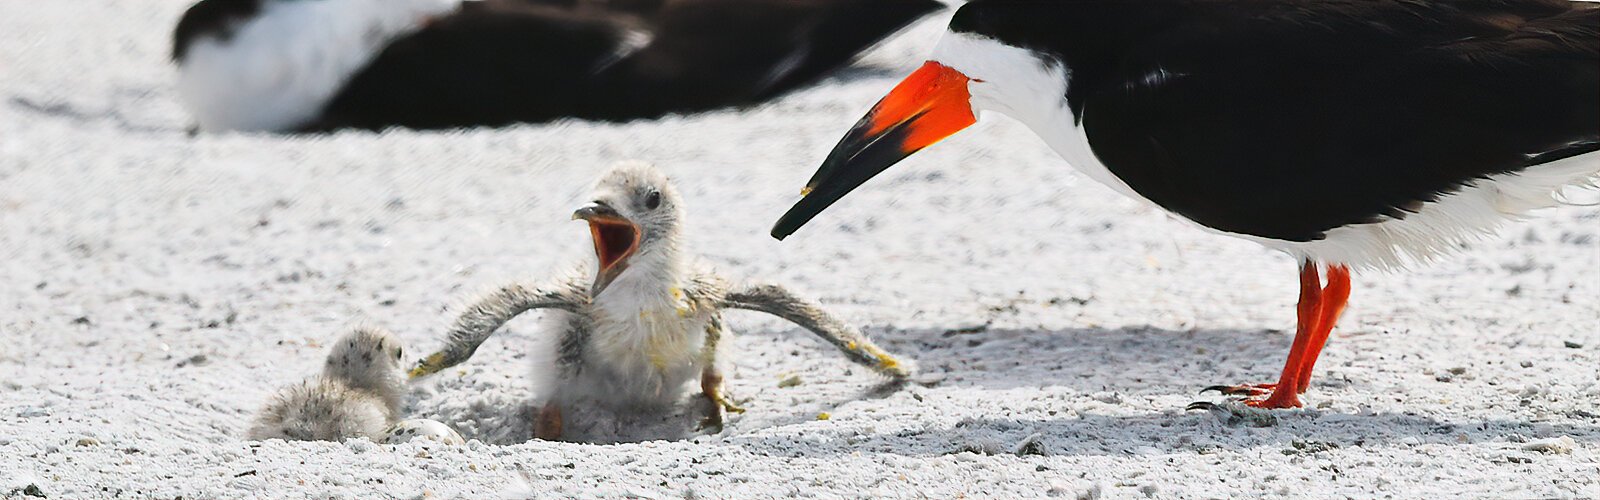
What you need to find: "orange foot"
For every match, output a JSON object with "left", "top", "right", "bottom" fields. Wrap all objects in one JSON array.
[
  {"left": 1195, "top": 383, "right": 1303, "bottom": 409},
  {"left": 1201, "top": 383, "right": 1277, "bottom": 397},
  {"left": 1243, "top": 389, "right": 1303, "bottom": 409}
]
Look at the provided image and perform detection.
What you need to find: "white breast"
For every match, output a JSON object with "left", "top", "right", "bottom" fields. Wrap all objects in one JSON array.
[
  {"left": 576, "top": 271, "right": 710, "bottom": 409},
  {"left": 176, "top": 0, "right": 460, "bottom": 132}
]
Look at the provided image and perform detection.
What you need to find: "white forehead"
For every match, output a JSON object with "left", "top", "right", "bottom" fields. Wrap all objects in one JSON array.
[
  {"left": 339, "top": 326, "right": 400, "bottom": 351},
  {"left": 930, "top": 31, "right": 1071, "bottom": 122},
  {"left": 931, "top": 32, "right": 1061, "bottom": 84},
  {"left": 596, "top": 160, "right": 670, "bottom": 191}
]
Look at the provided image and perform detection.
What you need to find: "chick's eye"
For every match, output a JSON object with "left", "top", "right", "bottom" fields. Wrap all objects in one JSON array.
[
  {"left": 395, "top": 348, "right": 403, "bottom": 359},
  {"left": 644, "top": 191, "right": 662, "bottom": 210}
]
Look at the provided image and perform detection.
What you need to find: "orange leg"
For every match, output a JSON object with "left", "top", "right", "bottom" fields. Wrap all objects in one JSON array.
[
  {"left": 1200, "top": 262, "right": 1352, "bottom": 409},
  {"left": 1244, "top": 263, "right": 1325, "bottom": 408},
  {"left": 535, "top": 401, "right": 563, "bottom": 441},
  {"left": 1294, "top": 265, "right": 1351, "bottom": 393}
]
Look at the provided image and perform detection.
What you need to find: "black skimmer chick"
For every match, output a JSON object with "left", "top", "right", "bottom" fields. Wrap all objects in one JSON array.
[
  {"left": 408, "top": 161, "right": 912, "bottom": 440},
  {"left": 771, "top": 0, "right": 1599, "bottom": 409},
  {"left": 249, "top": 325, "right": 407, "bottom": 441},
  {"left": 172, "top": 0, "right": 943, "bottom": 133}
]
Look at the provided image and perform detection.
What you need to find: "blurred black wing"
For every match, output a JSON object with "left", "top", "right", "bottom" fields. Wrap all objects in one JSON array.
[
  {"left": 172, "top": 0, "right": 263, "bottom": 62},
  {"left": 314, "top": 0, "right": 943, "bottom": 129},
  {"left": 313, "top": 1, "right": 633, "bottom": 130}
]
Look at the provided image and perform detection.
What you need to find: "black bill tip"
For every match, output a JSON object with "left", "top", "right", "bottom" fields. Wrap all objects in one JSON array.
[{"left": 770, "top": 114, "right": 918, "bottom": 240}]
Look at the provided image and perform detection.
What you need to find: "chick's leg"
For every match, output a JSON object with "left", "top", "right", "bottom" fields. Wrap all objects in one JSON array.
[
  {"left": 702, "top": 367, "right": 744, "bottom": 414},
  {"left": 699, "top": 367, "right": 744, "bottom": 431},
  {"left": 696, "top": 314, "right": 743, "bottom": 430},
  {"left": 535, "top": 401, "right": 563, "bottom": 441}
]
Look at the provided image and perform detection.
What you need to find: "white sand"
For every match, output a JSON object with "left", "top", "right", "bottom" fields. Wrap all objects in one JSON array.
[{"left": 1, "top": 2, "right": 1597, "bottom": 498}]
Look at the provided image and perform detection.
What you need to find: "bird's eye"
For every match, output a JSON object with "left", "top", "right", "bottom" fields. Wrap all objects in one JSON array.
[
  {"left": 644, "top": 191, "right": 662, "bottom": 210},
  {"left": 395, "top": 348, "right": 403, "bottom": 360}
]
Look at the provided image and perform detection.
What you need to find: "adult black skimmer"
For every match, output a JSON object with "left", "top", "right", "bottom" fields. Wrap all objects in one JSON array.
[
  {"left": 771, "top": 0, "right": 1599, "bottom": 409},
  {"left": 172, "top": 0, "right": 943, "bottom": 132}
]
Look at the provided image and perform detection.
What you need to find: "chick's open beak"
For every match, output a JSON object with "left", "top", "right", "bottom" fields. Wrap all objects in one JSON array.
[{"left": 574, "top": 202, "right": 640, "bottom": 296}]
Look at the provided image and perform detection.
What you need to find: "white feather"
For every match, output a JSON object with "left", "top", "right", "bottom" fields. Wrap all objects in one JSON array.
[
  {"left": 1278, "top": 150, "right": 1600, "bottom": 270},
  {"left": 175, "top": 0, "right": 461, "bottom": 132},
  {"left": 933, "top": 33, "right": 1157, "bottom": 209},
  {"left": 565, "top": 255, "right": 713, "bottom": 411},
  {"left": 932, "top": 32, "right": 1600, "bottom": 271}
]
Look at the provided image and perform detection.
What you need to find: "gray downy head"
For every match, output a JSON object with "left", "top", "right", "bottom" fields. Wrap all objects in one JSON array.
[
  {"left": 571, "top": 161, "right": 686, "bottom": 297},
  {"left": 322, "top": 324, "right": 406, "bottom": 415}
]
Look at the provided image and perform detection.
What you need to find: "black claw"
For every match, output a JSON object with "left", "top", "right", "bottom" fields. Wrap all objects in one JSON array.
[
  {"left": 1199, "top": 385, "right": 1234, "bottom": 395},
  {"left": 1186, "top": 401, "right": 1218, "bottom": 411}
]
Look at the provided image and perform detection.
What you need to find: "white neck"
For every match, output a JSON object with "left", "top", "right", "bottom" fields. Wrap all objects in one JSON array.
[
  {"left": 593, "top": 240, "right": 687, "bottom": 307},
  {"left": 931, "top": 32, "right": 1153, "bottom": 206},
  {"left": 176, "top": 0, "right": 462, "bottom": 132}
]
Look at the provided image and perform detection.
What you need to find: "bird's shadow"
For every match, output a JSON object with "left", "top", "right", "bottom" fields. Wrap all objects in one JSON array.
[
  {"left": 409, "top": 323, "right": 1599, "bottom": 452},
  {"left": 8, "top": 93, "right": 186, "bottom": 135},
  {"left": 725, "top": 410, "right": 1600, "bottom": 459},
  {"left": 860, "top": 324, "right": 1290, "bottom": 392},
  {"left": 734, "top": 324, "right": 1600, "bottom": 456}
]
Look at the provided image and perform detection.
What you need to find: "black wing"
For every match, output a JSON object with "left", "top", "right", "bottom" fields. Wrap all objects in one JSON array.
[
  {"left": 517, "top": 0, "right": 945, "bottom": 101},
  {"left": 1077, "top": 0, "right": 1599, "bottom": 241},
  {"left": 313, "top": 0, "right": 634, "bottom": 130},
  {"left": 315, "top": 0, "right": 942, "bottom": 130},
  {"left": 649, "top": 0, "right": 945, "bottom": 101},
  {"left": 172, "top": 0, "right": 263, "bottom": 62}
]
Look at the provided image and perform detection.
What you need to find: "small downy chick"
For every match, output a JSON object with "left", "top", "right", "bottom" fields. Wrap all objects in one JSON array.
[
  {"left": 410, "top": 161, "right": 913, "bottom": 441},
  {"left": 248, "top": 325, "right": 406, "bottom": 442}
]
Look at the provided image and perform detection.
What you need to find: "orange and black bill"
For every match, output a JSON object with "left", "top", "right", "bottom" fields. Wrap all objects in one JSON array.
[{"left": 770, "top": 61, "right": 978, "bottom": 240}]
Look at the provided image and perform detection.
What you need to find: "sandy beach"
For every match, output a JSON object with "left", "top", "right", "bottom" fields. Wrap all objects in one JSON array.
[{"left": 1, "top": 1, "right": 1597, "bottom": 498}]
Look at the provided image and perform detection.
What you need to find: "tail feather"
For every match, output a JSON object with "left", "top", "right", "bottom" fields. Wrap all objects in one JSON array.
[{"left": 1499, "top": 143, "right": 1600, "bottom": 214}]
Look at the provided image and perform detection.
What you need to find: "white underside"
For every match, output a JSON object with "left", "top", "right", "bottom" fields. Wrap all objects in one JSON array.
[
  {"left": 175, "top": 0, "right": 461, "bottom": 132},
  {"left": 1272, "top": 150, "right": 1600, "bottom": 270},
  {"left": 552, "top": 258, "right": 716, "bottom": 411},
  {"left": 932, "top": 32, "right": 1600, "bottom": 271}
]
